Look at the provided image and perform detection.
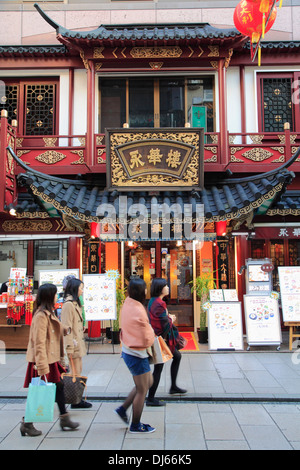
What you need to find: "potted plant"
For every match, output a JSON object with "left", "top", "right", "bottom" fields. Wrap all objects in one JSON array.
[
  {"left": 190, "top": 272, "right": 216, "bottom": 343},
  {"left": 111, "top": 277, "right": 127, "bottom": 344}
]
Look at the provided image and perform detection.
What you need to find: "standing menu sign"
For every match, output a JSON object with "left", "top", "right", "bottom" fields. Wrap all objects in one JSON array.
[
  {"left": 83, "top": 274, "right": 116, "bottom": 321},
  {"left": 208, "top": 302, "right": 244, "bottom": 350},
  {"left": 244, "top": 295, "right": 282, "bottom": 348},
  {"left": 278, "top": 267, "right": 300, "bottom": 322}
]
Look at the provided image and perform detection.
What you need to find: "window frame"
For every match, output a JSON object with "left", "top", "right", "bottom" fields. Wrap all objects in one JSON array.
[{"left": 257, "top": 72, "right": 300, "bottom": 133}]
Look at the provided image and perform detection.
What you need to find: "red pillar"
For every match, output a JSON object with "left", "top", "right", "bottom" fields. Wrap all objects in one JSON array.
[
  {"left": 86, "top": 60, "right": 95, "bottom": 167},
  {"left": 235, "top": 234, "right": 249, "bottom": 332},
  {"left": 0, "top": 110, "right": 8, "bottom": 212},
  {"left": 68, "top": 237, "right": 82, "bottom": 273},
  {"left": 218, "top": 60, "right": 229, "bottom": 166}
]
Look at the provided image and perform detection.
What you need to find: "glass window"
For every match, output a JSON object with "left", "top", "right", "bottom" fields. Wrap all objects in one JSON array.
[
  {"left": 159, "top": 78, "right": 185, "bottom": 128},
  {"left": 270, "top": 240, "right": 284, "bottom": 291},
  {"left": 129, "top": 79, "right": 154, "bottom": 128},
  {"left": 289, "top": 240, "right": 300, "bottom": 266},
  {"left": 99, "top": 79, "right": 126, "bottom": 133},
  {"left": 187, "top": 77, "right": 214, "bottom": 132}
]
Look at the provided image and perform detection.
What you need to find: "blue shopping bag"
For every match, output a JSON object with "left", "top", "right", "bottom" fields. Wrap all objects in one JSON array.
[{"left": 24, "top": 378, "right": 56, "bottom": 423}]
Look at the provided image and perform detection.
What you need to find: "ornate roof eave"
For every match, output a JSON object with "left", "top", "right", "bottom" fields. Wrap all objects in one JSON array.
[
  {"left": 7, "top": 146, "right": 296, "bottom": 224},
  {"left": 33, "top": 3, "right": 247, "bottom": 50}
]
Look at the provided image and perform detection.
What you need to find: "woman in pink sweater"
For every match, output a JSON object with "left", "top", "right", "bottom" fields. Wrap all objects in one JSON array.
[{"left": 115, "top": 278, "right": 156, "bottom": 434}]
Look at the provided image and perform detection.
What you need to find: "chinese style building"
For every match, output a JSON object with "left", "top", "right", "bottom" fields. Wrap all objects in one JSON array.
[{"left": 0, "top": 1, "right": 300, "bottom": 346}]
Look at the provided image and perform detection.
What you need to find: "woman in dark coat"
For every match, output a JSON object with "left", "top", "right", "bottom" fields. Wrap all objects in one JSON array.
[{"left": 147, "top": 278, "right": 187, "bottom": 407}]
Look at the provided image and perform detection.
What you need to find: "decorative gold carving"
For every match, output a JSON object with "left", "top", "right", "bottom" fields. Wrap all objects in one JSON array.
[
  {"left": 17, "top": 149, "right": 30, "bottom": 159},
  {"left": 229, "top": 135, "right": 236, "bottom": 144},
  {"left": 78, "top": 137, "right": 86, "bottom": 147},
  {"left": 149, "top": 62, "right": 163, "bottom": 70},
  {"left": 208, "top": 45, "right": 219, "bottom": 57},
  {"left": 209, "top": 134, "right": 219, "bottom": 144},
  {"left": 198, "top": 46, "right": 204, "bottom": 58},
  {"left": 93, "top": 47, "right": 104, "bottom": 58},
  {"left": 35, "top": 150, "right": 66, "bottom": 165},
  {"left": 97, "top": 148, "right": 105, "bottom": 164},
  {"left": 242, "top": 147, "right": 273, "bottom": 161},
  {"left": 130, "top": 46, "right": 182, "bottom": 58},
  {"left": 70, "top": 149, "right": 84, "bottom": 165},
  {"left": 108, "top": 130, "right": 202, "bottom": 189},
  {"left": 210, "top": 61, "right": 219, "bottom": 70},
  {"left": 80, "top": 49, "right": 90, "bottom": 70},
  {"left": 43, "top": 137, "right": 57, "bottom": 147},
  {"left": 95, "top": 63, "right": 103, "bottom": 71},
  {"left": 250, "top": 134, "right": 264, "bottom": 144},
  {"left": 16, "top": 138, "right": 23, "bottom": 148},
  {"left": 225, "top": 48, "right": 233, "bottom": 68},
  {"left": 271, "top": 146, "right": 285, "bottom": 154},
  {"left": 2, "top": 220, "right": 52, "bottom": 232},
  {"left": 96, "top": 135, "right": 104, "bottom": 145}
]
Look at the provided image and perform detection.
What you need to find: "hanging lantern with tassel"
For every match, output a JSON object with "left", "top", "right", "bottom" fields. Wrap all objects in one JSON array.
[{"left": 233, "top": 0, "right": 277, "bottom": 65}]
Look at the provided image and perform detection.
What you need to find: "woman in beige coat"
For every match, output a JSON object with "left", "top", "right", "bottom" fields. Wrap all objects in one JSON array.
[
  {"left": 22, "top": 283, "right": 79, "bottom": 436},
  {"left": 61, "top": 278, "right": 91, "bottom": 409}
]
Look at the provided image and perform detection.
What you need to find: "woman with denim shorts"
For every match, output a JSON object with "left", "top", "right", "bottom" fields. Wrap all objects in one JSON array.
[{"left": 114, "top": 278, "right": 156, "bottom": 434}]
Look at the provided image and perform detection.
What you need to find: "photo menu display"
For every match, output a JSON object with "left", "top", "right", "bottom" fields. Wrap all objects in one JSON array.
[{"left": 278, "top": 267, "right": 300, "bottom": 322}]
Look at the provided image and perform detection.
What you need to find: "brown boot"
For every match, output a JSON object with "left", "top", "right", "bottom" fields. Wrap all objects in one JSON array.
[
  {"left": 20, "top": 417, "right": 42, "bottom": 437},
  {"left": 59, "top": 413, "right": 79, "bottom": 431}
]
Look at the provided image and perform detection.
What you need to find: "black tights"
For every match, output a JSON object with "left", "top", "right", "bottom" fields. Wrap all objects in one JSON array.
[
  {"left": 122, "top": 371, "right": 153, "bottom": 425},
  {"left": 55, "top": 380, "right": 67, "bottom": 416},
  {"left": 148, "top": 348, "right": 182, "bottom": 399}
]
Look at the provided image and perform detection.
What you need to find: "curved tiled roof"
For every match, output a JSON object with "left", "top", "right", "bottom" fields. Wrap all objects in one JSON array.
[{"left": 9, "top": 144, "right": 295, "bottom": 224}]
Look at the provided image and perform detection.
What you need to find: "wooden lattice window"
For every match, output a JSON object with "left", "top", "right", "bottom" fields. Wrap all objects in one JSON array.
[
  {"left": 0, "top": 78, "right": 58, "bottom": 135},
  {"left": 257, "top": 73, "right": 300, "bottom": 133}
]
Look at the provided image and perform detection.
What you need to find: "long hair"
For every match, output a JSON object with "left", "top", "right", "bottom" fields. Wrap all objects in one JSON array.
[
  {"left": 127, "top": 277, "right": 146, "bottom": 304},
  {"left": 150, "top": 278, "right": 168, "bottom": 298},
  {"left": 64, "top": 278, "right": 83, "bottom": 306},
  {"left": 34, "top": 283, "right": 57, "bottom": 314}
]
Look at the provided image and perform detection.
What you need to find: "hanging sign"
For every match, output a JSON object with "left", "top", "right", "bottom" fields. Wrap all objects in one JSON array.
[
  {"left": 106, "top": 128, "right": 204, "bottom": 191},
  {"left": 82, "top": 274, "right": 116, "bottom": 321},
  {"left": 278, "top": 267, "right": 300, "bottom": 322},
  {"left": 208, "top": 302, "right": 244, "bottom": 350},
  {"left": 244, "top": 295, "right": 282, "bottom": 347}
]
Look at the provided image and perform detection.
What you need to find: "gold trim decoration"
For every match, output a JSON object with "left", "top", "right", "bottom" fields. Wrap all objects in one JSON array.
[
  {"left": 242, "top": 147, "right": 273, "bottom": 162},
  {"left": 93, "top": 47, "right": 104, "bottom": 58},
  {"left": 130, "top": 46, "right": 182, "bottom": 58},
  {"left": 35, "top": 150, "right": 66, "bottom": 165},
  {"left": 149, "top": 62, "right": 163, "bottom": 70},
  {"left": 95, "top": 63, "right": 103, "bottom": 71},
  {"left": 2, "top": 219, "right": 52, "bottom": 232},
  {"left": 43, "top": 137, "right": 57, "bottom": 147},
  {"left": 208, "top": 45, "right": 219, "bottom": 57},
  {"left": 70, "top": 149, "right": 84, "bottom": 165},
  {"left": 210, "top": 61, "right": 219, "bottom": 70}
]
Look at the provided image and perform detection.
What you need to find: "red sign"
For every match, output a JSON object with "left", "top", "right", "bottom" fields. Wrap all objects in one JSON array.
[
  {"left": 261, "top": 262, "right": 274, "bottom": 272},
  {"left": 255, "top": 227, "right": 300, "bottom": 239}
]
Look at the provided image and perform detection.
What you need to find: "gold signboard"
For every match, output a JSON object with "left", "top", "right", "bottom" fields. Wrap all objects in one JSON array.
[{"left": 106, "top": 128, "right": 204, "bottom": 191}]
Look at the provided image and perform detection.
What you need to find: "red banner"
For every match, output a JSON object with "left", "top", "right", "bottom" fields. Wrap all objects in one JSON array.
[{"left": 255, "top": 226, "right": 300, "bottom": 239}]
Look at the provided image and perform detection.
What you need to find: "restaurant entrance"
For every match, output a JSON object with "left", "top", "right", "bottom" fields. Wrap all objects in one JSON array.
[{"left": 124, "top": 240, "right": 194, "bottom": 329}]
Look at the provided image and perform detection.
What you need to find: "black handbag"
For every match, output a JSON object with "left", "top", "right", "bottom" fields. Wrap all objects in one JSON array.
[{"left": 61, "top": 358, "right": 87, "bottom": 405}]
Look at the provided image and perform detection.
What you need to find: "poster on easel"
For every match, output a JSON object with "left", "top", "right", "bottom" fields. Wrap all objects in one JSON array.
[
  {"left": 82, "top": 274, "right": 116, "bottom": 321},
  {"left": 208, "top": 302, "right": 244, "bottom": 350},
  {"left": 244, "top": 295, "right": 282, "bottom": 347},
  {"left": 39, "top": 269, "right": 79, "bottom": 293},
  {"left": 278, "top": 267, "right": 300, "bottom": 322}
]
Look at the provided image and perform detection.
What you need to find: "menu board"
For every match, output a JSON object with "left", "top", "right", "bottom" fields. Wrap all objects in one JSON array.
[
  {"left": 208, "top": 302, "right": 244, "bottom": 350},
  {"left": 82, "top": 274, "right": 116, "bottom": 321},
  {"left": 244, "top": 295, "right": 282, "bottom": 346},
  {"left": 209, "top": 289, "right": 239, "bottom": 302},
  {"left": 278, "top": 267, "right": 300, "bottom": 322},
  {"left": 39, "top": 269, "right": 79, "bottom": 292},
  {"left": 246, "top": 259, "right": 272, "bottom": 295}
]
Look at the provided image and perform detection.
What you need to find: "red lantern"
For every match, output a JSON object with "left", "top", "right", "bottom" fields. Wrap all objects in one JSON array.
[
  {"left": 234, "top": 0, "right": 277, "bottom": 44},
  {"left": 215, "top": 221, "right": 227, "bottom": 237},
  {"left": 90, "top": 222, "right": 100, "bottom": 239}
]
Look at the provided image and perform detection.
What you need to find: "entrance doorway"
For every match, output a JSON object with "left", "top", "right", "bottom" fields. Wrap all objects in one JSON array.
[{"left": 124, "top": 240, "right": 193, "bottom": 329}]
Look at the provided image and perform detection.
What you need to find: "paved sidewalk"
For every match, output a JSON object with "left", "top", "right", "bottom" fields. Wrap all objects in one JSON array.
[{"left": 1, "top": 348, "right": 300, "bottom": 450}]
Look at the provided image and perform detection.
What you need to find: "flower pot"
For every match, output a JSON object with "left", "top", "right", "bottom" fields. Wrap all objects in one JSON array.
[
  {"left": 197, "top": 328, "right": 208, "bottom": 344},
  {"left": 106, "top": 327, "right": 112, "bottom": 339},
  {"left": 111, "top": 329, "right": 120, "bottom": 344}
]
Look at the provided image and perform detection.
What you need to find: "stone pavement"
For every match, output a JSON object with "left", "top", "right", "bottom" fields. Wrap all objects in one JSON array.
[{"left": 1, "top": 345, "right": 300, "bottom": 450}]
